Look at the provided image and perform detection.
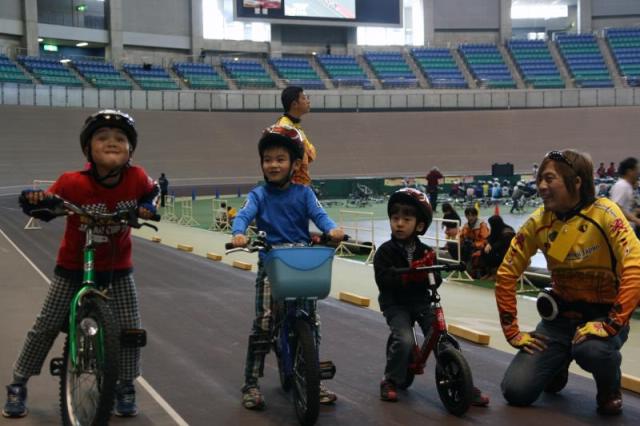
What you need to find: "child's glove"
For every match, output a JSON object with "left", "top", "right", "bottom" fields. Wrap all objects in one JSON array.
[
  {"left": 402, "top": 251, "right": 437, "bottom": 285},
  {"left": 18, "top": 190, "right": 62, "bottom": 222},
  {"left": 138, "top": 202, "right": 157, "bottom": 220}
]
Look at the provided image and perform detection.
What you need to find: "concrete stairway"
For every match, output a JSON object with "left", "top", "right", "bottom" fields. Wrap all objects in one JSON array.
[
  {"left": 547, "top": 40, "right": 574, "bottom": 89},
  {"left": 451, "top": 48, "right": 477, "bottom": 89},
  {"left": 497, "top": 44, "right": 526, "bottom": 89},
  {"left": 597, "top": 37, "right": 624, "bottom": 88}
]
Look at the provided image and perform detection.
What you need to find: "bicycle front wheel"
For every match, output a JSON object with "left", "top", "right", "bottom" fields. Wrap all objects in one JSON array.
[
  {"left": 60, "top": 296, "right": 120, "bottom": 426},
  {"left": 292, "top": 319, "right": 320, "bottom": 426},
  {"left": 435, "top": 347, "right": 473, "bottom": 416}
]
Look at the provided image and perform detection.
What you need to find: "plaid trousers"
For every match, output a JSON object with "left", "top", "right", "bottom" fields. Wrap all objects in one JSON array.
[
  {"left": 14, "top": 271, "right": 141, "bottom": 381},
  {"left": 243, "top": 263, "right": 319, "bottom": 386}
]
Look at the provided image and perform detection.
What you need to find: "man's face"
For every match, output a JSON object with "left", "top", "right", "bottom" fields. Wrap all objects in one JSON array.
[
  {"left": 536, "top": 162, "right": 580, "bottom": 213},
  {"left": 293, "top": 92, "right": 311, "bottom": 115}
]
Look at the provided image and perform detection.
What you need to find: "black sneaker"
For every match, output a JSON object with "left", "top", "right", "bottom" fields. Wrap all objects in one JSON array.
[
  {"left": 114, "top": 382, "right": 138, "bottom": 417},
  {"left": 2, "top": 384, "right": 28, "bottom": 418}
]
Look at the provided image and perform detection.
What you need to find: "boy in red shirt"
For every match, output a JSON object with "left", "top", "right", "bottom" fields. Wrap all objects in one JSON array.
[{"left": 3, "top": 110, "right": 158, "bottom": 419}]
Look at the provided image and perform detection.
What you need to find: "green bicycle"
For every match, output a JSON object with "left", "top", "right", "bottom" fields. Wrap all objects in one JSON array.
[{"left": 32, "top": 196, "right": 158, "bottom": 426}]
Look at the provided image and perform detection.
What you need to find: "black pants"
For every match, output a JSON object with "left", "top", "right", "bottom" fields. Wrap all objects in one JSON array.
[{"left": 160, "top": 192, "right": 167, "bottom": 207}]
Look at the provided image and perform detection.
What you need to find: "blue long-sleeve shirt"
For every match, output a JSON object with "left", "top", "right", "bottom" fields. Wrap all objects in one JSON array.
[{"left": 232, "top": 184, "right": 337, "bottom": 250}]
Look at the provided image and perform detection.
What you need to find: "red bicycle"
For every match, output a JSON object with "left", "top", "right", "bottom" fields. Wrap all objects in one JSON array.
[{"left": 388, "top": 262, "right": 475, "bottom": 416}]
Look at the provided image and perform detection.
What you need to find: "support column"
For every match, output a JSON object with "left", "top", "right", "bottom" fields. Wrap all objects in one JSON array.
[
  {"left": 499, "top": 0, "right": 512, "bottom": 43},
  {"left": 346, "top": 27, "right": 357, "bottom": 55},
  {"left": 423, "top": 0, "right": 434, "bottom": 47},
  {"left": 577, "top": 0, "right": 592, "bottom": 34},
  {"left": 23, "top": 0, "right": 39, "bottom": 56},
  {"left": 107, "top": 0, "right": 124, "bottom": 63},
  {"left": 270, "top": 25, "right": 282, "bottom": 58},
  {"left": 191, "top": 0, "right": 203, "bottom": 59}
]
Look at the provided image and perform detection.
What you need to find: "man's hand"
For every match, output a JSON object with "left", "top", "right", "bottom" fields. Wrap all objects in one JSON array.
[
  {"left": 572, "top": 321, "right": 609, "bottom": 345},
  {"left": 484, "top": 243, "right": 492, "bottom": 254},
  {"left": 508, "top": 332, "right": 548, "bottom": 354},
  {"left": 328, "top": 227, "right": 345, "bottom": 242},
  {"left": 232, "top": 234, "right": 248, "bottom": 248}
]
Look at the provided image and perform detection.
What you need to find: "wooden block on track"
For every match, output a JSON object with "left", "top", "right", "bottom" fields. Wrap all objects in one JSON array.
[
  {"left": 207, "top": 252, "right": 223, "bottom": 261},
  {"left": 338, "top": 292, "right": 370, "bottom": 307},
  {"left": 233, "top": 260, "right": 252, "bottom": 271},
  {"left": 447, "top": 324, "right": 490, "bottom": 345},
  {"left": 177, "top": 243, "right": 193, "bottom": 252},
  {"left": 151, "top": 236, "right": 162, "bottom": 243},
  {"left": 622, "top": 373, "right": 640, "bottom": 394}
]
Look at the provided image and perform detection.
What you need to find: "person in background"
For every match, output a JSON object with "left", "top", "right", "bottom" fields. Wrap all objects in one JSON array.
[
  {"left": 496, "top": 149, "right": 640, "bottom": 416},
  {"left": 596, "top": 162, "right": 606, "bottom": 179},
  {"left": 481, "top": 215, "right": 515, "bottom": 280},
  {"left": 425, "top": 167, "right": 444, "bottom": 211},
  {"left": 609, "top": 157, "right": 640, "bottom": 237},
  {"left": 275, "top": 86, "right": 315, "bottom": 186},
  {"left": 441, "top": 203, "right": 461, "bottom": 259},
  {"left": 459, "top": 207, "right": 489, "bottom": 278},
  {"left": 158, "top": 172, "right": 169, "bottom": 207},
  {"left": 606, "top": 162, "right": 616, "bottom": 178}
]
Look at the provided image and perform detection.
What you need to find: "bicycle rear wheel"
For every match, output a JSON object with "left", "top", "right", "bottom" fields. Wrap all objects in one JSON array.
[
  {"left": 435, "top": 347, "right": 473, "bottom": 416},
  {"left": 292, "top": 319, "right": 320, "bottom": 426},
  {"left": 60, "top": 296, "right": 120, "bottom": 426}
]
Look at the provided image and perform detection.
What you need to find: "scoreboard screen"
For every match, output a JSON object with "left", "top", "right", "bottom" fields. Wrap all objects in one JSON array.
[{"left": 235, "top": 0, "right": 401, "bottom": 27}]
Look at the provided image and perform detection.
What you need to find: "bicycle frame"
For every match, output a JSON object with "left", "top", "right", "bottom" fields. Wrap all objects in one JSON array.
[
  {"left": 68, "top": 226, "right": 111, "bottom": 369},
  {"left": 275, "top": 300, "right": 321, "bottom": 379},
  {"left": 408, "top": 299, "right": 461, "bottom": 376}
]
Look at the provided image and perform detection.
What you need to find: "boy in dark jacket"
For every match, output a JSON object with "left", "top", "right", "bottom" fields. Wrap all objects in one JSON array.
[{"left": 374, "top": 188, "right": 488, "bottom": 405}]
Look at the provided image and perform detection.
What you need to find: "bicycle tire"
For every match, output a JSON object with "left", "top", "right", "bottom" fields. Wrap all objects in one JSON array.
[
  {"left": 292, "top": 319, "right": 320, "bottom": 426},
  {"left": 435, "top": 347, "right": 473, "bottom": 416},
  {"left": 276, "top": 329, "right": 294, "bottom": 392},
  {"left": 60, "top": 296, "right": 120, "bottom": 426},
  {"left": 385, "top": 335, "right": 415, "bottom": 390}
]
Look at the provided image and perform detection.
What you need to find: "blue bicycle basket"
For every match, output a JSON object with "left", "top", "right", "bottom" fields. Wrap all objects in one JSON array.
[{"left": 264, "top": 246, "right": 335, "bottom": 300}]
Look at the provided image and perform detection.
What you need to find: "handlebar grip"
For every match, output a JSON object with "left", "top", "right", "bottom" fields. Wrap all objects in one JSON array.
[
  {"left": 150, "top": 213, "right": 161, "bottom": 222},
  {"left": 225, "top": 242, "right": 234, "bottom": 250}
]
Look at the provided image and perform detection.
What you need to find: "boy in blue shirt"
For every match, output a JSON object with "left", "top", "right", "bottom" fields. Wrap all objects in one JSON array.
[{"left": 231, "top": 125, "right": 344, "bottom": 410}]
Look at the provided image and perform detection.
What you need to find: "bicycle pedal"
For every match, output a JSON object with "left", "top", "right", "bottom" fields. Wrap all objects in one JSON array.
[
  {"left": 50, "top": 357, "right": 64, "bottom": 376},
  {"left": 319, "top": 361, "right": 336, "bottom": 380},
  {"left": 121, "top": 328, "right": 147, "bottom": 348}
]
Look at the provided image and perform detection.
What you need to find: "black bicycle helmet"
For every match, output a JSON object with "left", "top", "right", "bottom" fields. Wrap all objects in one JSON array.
[
  {"left": 258, "top": 124, "right": 304, "bottom": 162},
  {"left": 387, "top": 188, "right": 433, "bottom": 235},
  {"left": 80, "top": 110, "right": 138, "bottom": 157}
]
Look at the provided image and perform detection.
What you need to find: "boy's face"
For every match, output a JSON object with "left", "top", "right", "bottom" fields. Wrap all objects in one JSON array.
[
  {"left": 390, "top": 206, "right": 424, "bottom": 241},
  {"left": 88, "top": 127, "right": 131, "bottom": 169},
  {"left": 465, "top": 213, "right": 478, "bottom": 226},
  {"left": 261, "top": 146, "right": 300, "bottom": 185}
]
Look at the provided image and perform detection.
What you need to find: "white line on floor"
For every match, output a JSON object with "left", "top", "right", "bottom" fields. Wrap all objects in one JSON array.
[{"left": 0, "top": 226, "right": 189, "bottom": 426}]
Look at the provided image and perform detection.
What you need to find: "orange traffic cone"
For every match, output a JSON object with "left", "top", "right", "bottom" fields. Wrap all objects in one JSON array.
[{"left": 494, "top": 204, "right": 500, "bottom": 216}]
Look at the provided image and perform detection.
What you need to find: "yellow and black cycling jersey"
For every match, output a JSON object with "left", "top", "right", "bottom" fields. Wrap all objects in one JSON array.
[
  {"left": 275, "top": 114, "right": 316, "bottom": 186},
  {"left": 496, "top": 197, "right": 640, "bottom": 340}
]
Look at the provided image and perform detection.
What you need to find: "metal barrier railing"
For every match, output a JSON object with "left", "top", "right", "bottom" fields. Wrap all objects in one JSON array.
[{"left": 336, "top": 210, "right": 376, "bottom": 264}]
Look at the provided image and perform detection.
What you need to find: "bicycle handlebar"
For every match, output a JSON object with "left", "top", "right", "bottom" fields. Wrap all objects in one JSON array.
[
  {"left": 31, "top": 195, "right": 161, "bottom": 230},
  {"left": 224, "top": 232, "right": 349, "bottom": 254},
  {"left": 392, "top": 262, "right": 466, "bottom": 274}
]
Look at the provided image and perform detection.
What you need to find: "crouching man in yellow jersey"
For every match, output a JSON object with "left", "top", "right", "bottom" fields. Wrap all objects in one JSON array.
[{"left": 495, "top": 149, "right": 640, "bottom": 416}]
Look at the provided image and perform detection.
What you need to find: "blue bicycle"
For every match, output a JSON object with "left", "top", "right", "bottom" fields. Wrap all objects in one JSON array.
[{"left": 226, "top": 232, "right": 337, "bottom": 426}]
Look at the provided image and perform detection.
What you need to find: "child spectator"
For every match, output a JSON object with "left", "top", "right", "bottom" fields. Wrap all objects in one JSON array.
[
  {"left": 3, "top": 110, "right": 158, "bottom": 419},
  {"left": 230, "top": 124, "right": 344, "bottom": 410},
  {"left": 460, "top": 207, "right": 489, "bottom": 278},
  {"left": 374, "top": 188, "right": 488, "bottom": 405}
]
